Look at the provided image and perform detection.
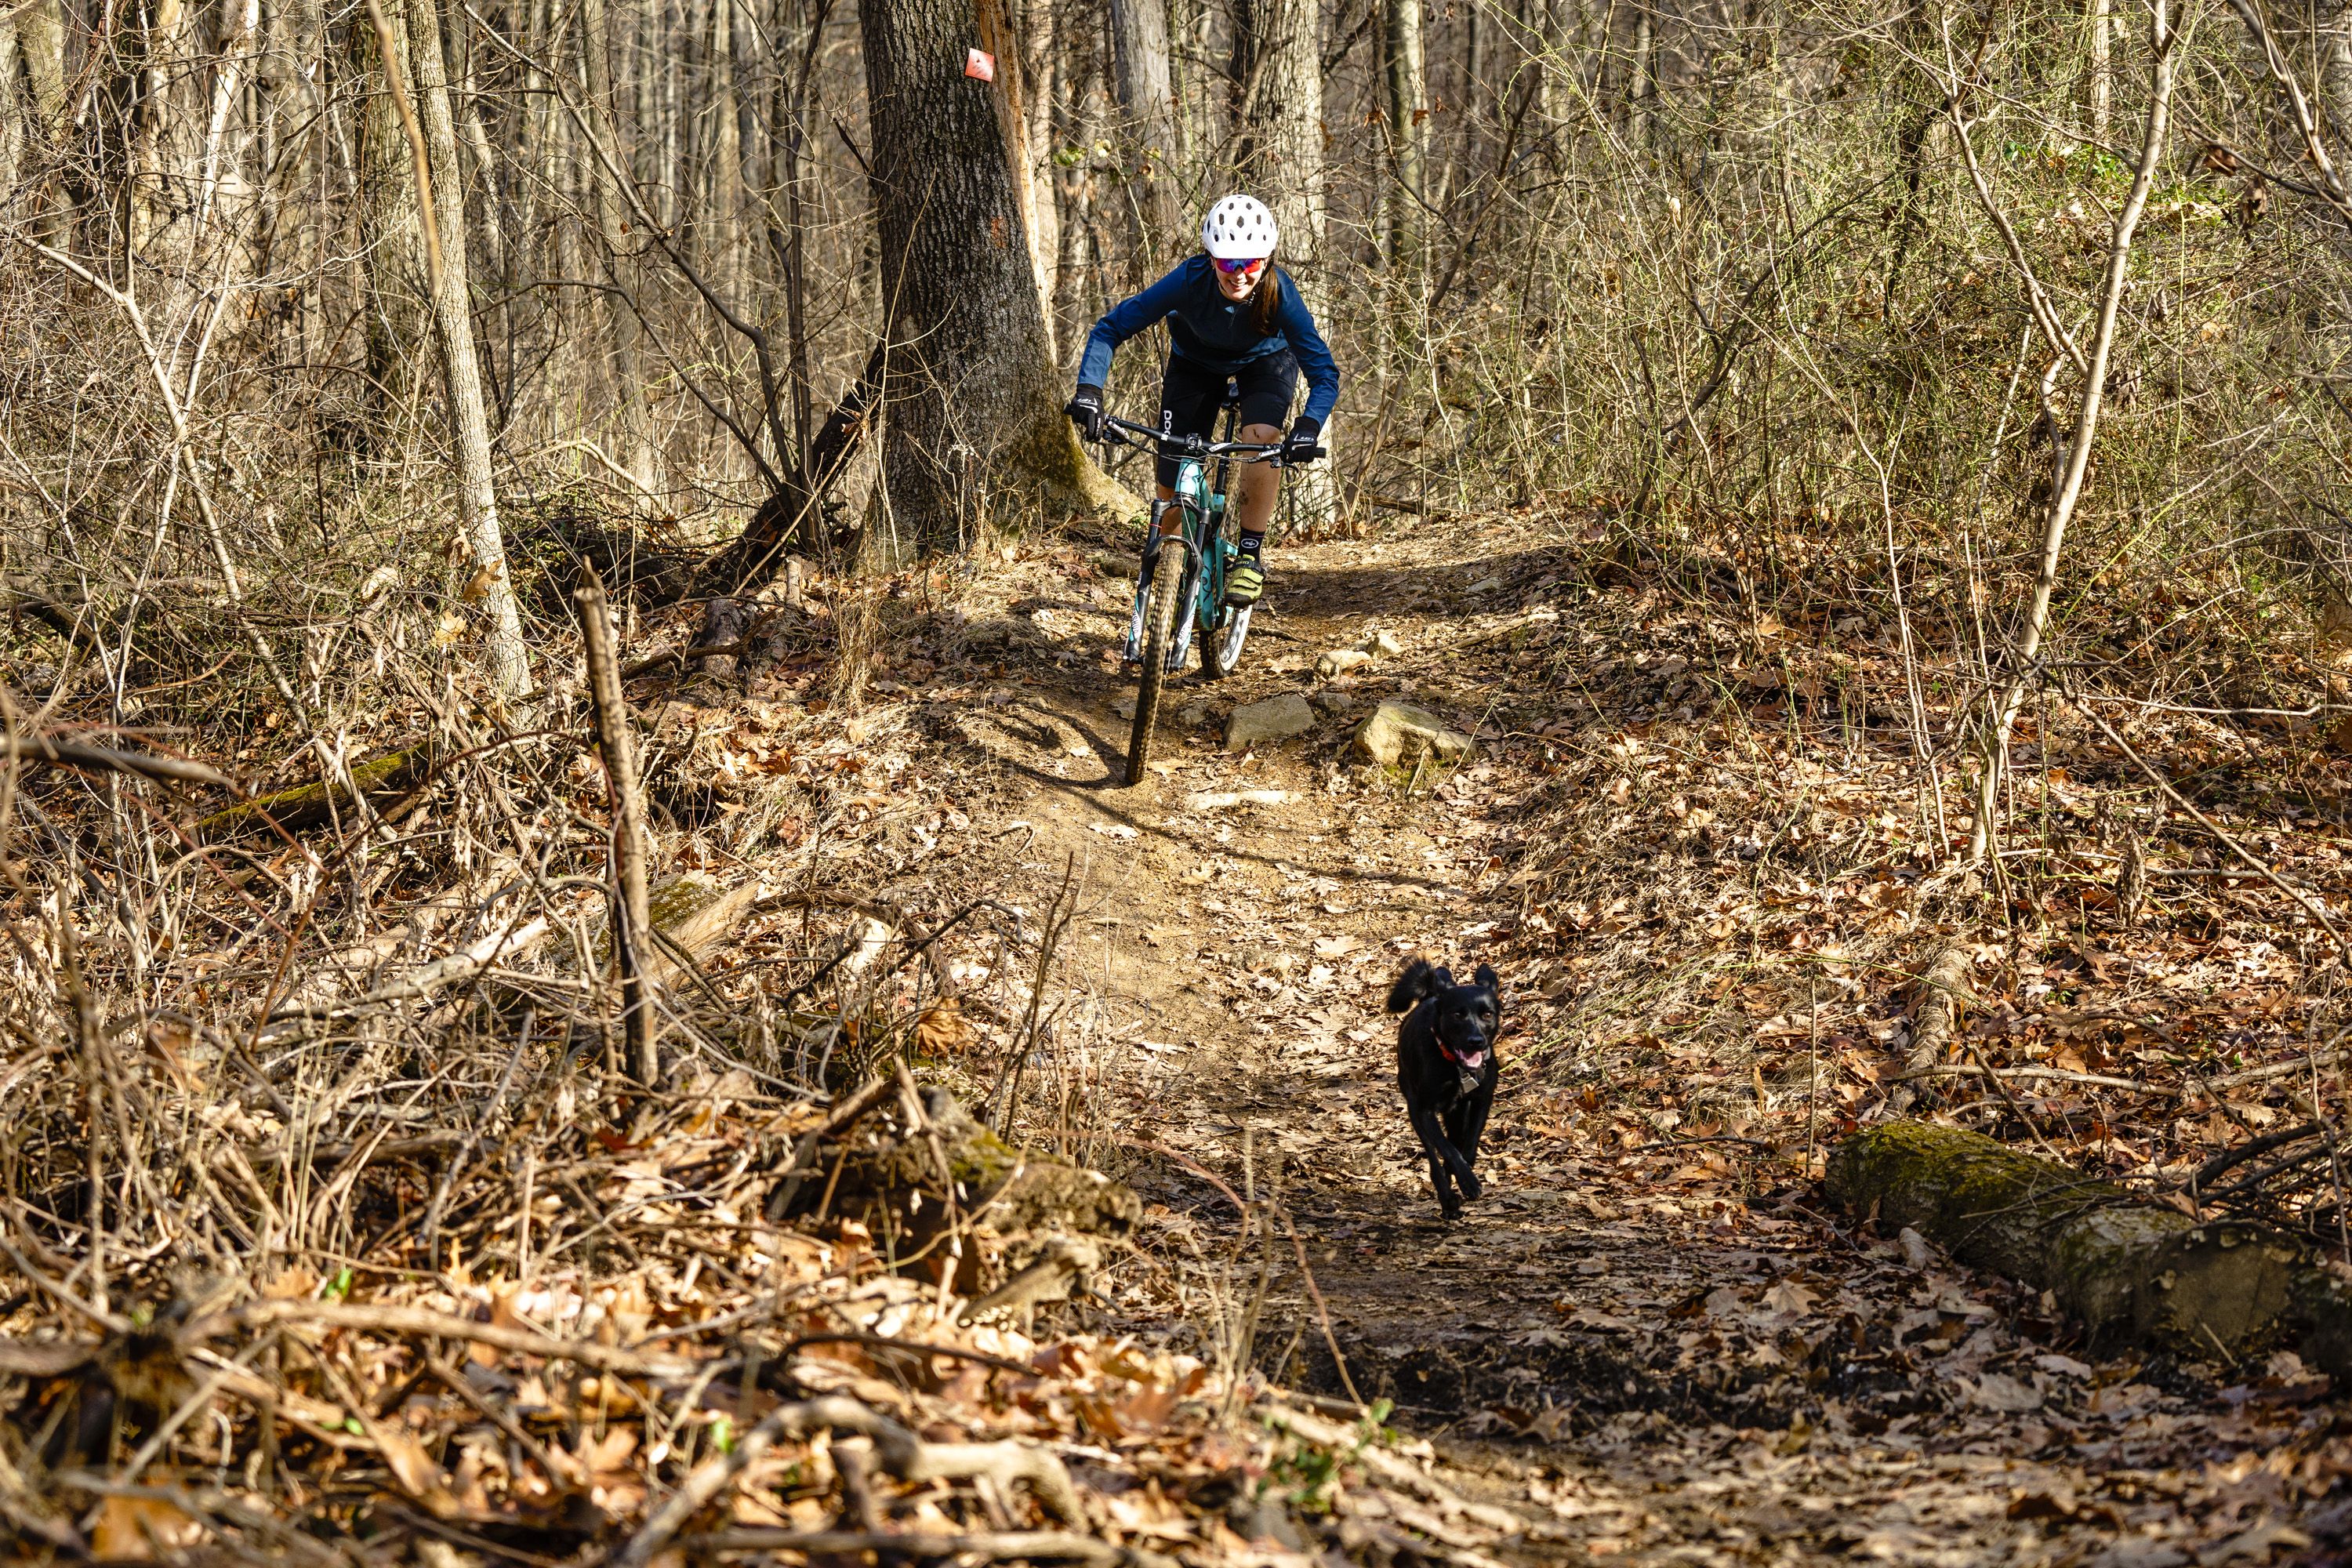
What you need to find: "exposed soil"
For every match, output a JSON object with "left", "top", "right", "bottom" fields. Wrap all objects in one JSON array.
[{"left": 922, "top": 517, "right": 2352, "bottom": 1565}]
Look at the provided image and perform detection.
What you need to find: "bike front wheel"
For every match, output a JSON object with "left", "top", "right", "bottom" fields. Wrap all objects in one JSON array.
[{"left": 1126, "top": 539, "right": 1186, "bottom": 786}]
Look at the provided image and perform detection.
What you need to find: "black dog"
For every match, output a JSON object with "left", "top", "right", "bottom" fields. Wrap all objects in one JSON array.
[{"left": 1388, "top": 959, "right": 1502, "bottom": 1221}]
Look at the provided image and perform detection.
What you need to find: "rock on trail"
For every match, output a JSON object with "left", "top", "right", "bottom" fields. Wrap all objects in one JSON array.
[
  {"left": 1225, "top": 692, "right": 1317, "bottom": 750},
  {"left": 1353, "top": 699, "right": 1474, "bottom": 766}
]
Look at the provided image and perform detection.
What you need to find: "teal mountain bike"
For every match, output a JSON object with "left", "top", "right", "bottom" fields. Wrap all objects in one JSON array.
[{"left": 1087, "top": 398, "right": 1322, "bottom": 786}]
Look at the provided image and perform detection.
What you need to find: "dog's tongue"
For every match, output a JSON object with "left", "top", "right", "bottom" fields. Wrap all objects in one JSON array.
[{"left": 1458, "top": 1048, "right": 1486, "bottom": 1069}]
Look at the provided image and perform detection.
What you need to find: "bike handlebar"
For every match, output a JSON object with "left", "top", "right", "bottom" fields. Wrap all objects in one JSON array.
[{"left": 1091, "top": 413, "right": 1325, "bottom": 466}]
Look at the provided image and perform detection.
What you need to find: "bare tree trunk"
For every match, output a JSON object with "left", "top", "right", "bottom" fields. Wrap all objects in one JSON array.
[
  {"left": 1382, "top": 0, "right": 1425, "bottom": 267},
  {"left": 582, "top": 0, "right": 662, "bottom": 491},
  {"left": 1628, "top": 2, "right": 1652, "bottom": 137},
  {"left": 1050, "top": 14, "right": 1100, "bottom": 354},
  {"left": 267, "top": 0, "right": 326, "bottom": 365},
  {"left": 858, "top": 0, "right": 1134, "bottom": 550},
  {"left": 1969, "top": 0, "right": 2176, "bottom": 860},
  {"left": 359, "top": 9, "right": 432, "bottom": 440},
  {"left": 1234, "top": 0, "right": 1333, "bottom": 526},
  {"left": 2088, "top": 0, "right": 2112, "bottom": 139},
  {"left": 708, "top": 0, "right": 747, "bottom": 301},
  {"left": 988, "top": 0, "right": 1058, "bottom": 363},
  {"left": 734, "top": 0, "right": 766, "bottom": 206},
  {"left": 132, "top": 0, "right": 200, "bottom": 264},
  {"left": 578, "top": 570, "right": 659, "bottom": 1086},
  {"left": 12, "top": 0, "right": 67, "bottom": 239},
  {"left": 401, "top": 0, "right": 532, "bottom": 697},
  {"left": 0, "top": 19, "right": 23, "bottom": 196},
  {"left": 1108, "top": 0, "right": 1181, "bottom": 258},
  {"left": 771, "top": 0, "right": 827, "bottom": 477}
]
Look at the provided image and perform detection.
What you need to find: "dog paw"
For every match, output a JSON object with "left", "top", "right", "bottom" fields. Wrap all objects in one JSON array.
[
  {"left": 1458, "top": 1172, "right": 1483, "bottom": 1201},
  {"left": 1439, "top": 1203, "right": 1462, "bottom": 1222}
]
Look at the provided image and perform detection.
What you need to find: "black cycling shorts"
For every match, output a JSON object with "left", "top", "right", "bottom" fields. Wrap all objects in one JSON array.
[{"left": 1154, "top": 350, "right": 1298, "bottom": 489}]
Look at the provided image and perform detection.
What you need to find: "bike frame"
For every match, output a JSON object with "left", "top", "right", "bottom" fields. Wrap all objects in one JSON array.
[
  {"left": 1082, "top": 401, "right": 1323, "bottom": 784},
  {"left": 1110, "top": 407, "right": 1268, "bottom": 674}
]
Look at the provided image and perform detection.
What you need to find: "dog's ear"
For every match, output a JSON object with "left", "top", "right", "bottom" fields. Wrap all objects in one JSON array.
[
  {"left": 1472, "top": 964, "right": 1500, "bottom": 994},
  {"left": 1387, "top": 959, "right": 1437, "bottom": 1013}
]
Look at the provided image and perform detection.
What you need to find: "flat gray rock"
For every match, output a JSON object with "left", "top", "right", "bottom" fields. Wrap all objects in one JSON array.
[{"left": 1224, "top": 692, "right": 1317, "bottom": 751}]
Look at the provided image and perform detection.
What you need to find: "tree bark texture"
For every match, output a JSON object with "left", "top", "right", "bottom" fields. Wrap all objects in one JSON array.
[
  {"left": 1382, "top": 0, "right": 1426, "bottom": 267},
  {"left": 359, "top": 9, "right": 432, "bottom": 435},
  {"left": 707, "top": 0, "right": 748, "bottom": 301},
  {"left": 858, "top": 0, "right": 1133, "bottom": 548},
  {"left": 1827, "top": 1122, "right": 2352, "bottom": 1380},
  {"left": 403, "top": 0, "right": 531, "bottom": 695},
  {"left": 1108, "top": 0, "right": 1181, "bottom": 261},
  {"left": 1232, "top": 0, "right": 1334, "bottom": 526}
]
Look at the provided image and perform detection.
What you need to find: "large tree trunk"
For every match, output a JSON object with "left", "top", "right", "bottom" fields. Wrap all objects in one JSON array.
[
  {"left": 1049, "top": 13, "right": 1101, "bottom": 358},
  {"left": 1107, "top": 0, "right": 1181, "bottom": 267},
  {"left": 130, "top": 0, "right": 201, "bottom": 267},
  {"left": 1233, "top": 0, "right": 1334, "bottom": 527},
  {"left": 401, "top": 0, "right": 531, "bottom": 696},
  {"left": 1828, "top": 1122, "right": 2352, "bottom": 1381},
  {"left": 580, "top": 0, "right": 662, "bottom": 492},
  {"left": 996, "top": 0, "right": 1058, "bottom": 361},
  {"left": 858, "top": 0, "right": 1132, "bottom": 551}
]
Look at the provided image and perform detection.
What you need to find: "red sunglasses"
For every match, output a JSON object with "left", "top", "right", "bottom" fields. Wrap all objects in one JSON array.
[{"left": 1213, "top": 256, "right": 1268, "bottom": 275}]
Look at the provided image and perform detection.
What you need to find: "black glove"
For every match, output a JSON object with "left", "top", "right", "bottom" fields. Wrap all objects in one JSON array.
[
  {"left": 1282, "top": 416, "right": 1323, "bottom": 466},
  {"left": 1067, "top": 384, "right": 1106, "bottom": 441}
]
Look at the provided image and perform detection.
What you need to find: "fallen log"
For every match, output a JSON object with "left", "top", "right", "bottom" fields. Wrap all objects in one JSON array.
[
  {"left": 198, "top": 745, "right": 430, "bottom": 840},
  {"left": 1827, "top": 1121, "right": 2352, "bottom": 1377}
]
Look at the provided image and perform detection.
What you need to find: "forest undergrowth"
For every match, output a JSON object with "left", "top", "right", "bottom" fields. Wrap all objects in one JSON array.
[{"left": 7, "top": 484, "right": 2352, "bottom": 1562}]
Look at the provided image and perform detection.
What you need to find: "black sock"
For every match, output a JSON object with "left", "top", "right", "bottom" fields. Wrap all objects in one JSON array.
[{"left": 1238, "top": 532, "right": 1265, "bottom": 562}]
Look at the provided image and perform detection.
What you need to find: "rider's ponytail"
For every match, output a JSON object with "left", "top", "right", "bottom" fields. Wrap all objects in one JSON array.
[{"left": 1250, "top": 269, "right": 1281, "bottom": 335}]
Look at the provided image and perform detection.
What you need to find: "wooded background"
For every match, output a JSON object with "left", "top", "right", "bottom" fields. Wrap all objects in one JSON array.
[{"left": 6, "top": 0, "right": 2352, "bottom": 789}]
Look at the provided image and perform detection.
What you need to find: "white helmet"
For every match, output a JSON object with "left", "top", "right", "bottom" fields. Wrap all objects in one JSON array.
[{"left": 1200, "top": 194, "right": 1279, "bottom": 260}]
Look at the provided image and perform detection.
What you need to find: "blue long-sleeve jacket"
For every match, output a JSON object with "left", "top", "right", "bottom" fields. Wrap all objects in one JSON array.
[{"left": 1076, "top": 257, "right": 1340, "bottom": 425}]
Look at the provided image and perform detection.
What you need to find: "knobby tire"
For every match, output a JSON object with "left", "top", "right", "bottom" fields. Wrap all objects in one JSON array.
[{"left": 1126, "top": 545, "right": 1185, "bottom": 786}]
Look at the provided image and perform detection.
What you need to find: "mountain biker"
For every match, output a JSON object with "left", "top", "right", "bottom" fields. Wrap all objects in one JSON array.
[{"left": 1066, "top": 194, "right": 1340, "bottom": 612}]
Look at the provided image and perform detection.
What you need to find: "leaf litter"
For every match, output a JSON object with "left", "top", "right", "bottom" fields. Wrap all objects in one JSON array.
[{"left": 9, "top": 510, "right": 2352, "bottom": 1563}]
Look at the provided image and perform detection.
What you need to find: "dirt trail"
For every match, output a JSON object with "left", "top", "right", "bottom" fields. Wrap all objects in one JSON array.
[{"left": 927, "top": 526, "right": 2344, "bottom": 1566}]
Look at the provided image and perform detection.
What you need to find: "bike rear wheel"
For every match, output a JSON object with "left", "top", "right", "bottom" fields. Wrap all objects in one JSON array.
[{"left": 1126, "top": 538, "right": 1186, "bottom": 786}]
